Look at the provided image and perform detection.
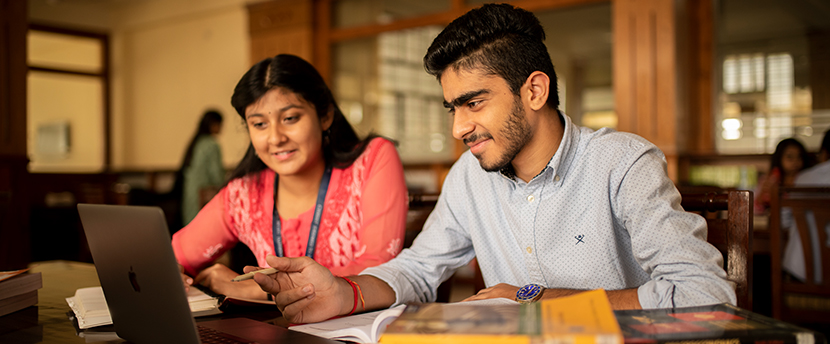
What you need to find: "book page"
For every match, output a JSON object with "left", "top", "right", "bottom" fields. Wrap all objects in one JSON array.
[
  {"left": 0, "top": 269, "right": 29, "bottom": 283},
  {"left": 66, "top": 286, "right": 221, "bottom": 329},
  {"left": 186, "top": 287, "right": 219, "bottom": 311},
  {"left": 290, "top": 304, "right": 406, "bottom": 343}
]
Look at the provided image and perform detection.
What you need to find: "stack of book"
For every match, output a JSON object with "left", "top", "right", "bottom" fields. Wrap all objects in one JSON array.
[{"left": 0, "top": 269, "right": 43, "bottom": 317}]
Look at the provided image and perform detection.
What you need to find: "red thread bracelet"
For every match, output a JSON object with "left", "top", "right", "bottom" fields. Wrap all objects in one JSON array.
[
  {"left": 342, "top": 277, "right": 358, "bottom": 315},
  {"left": 354, "top": 281, "right": 366, "bottom": 311}
]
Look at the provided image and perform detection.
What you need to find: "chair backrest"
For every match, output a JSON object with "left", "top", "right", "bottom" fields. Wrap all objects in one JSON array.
[
  {"left": 680, "top": 189, "right": 753, "bottom": 310},
  {"left": 769, "top": 185, "right": 830, "bottom": 322},
  {"left": 405, "top": 193, "right": 439, "bottom": 249}
]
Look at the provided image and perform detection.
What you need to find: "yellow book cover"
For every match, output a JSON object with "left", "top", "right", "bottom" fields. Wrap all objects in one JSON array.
[{"left": 380, "top": 289, "right": 623, "bottom": 344}]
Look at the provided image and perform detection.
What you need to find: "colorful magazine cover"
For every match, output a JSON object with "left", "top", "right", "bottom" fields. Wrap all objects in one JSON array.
[{"left": 615, "top": 303, "right": 826, "bottom": 344}]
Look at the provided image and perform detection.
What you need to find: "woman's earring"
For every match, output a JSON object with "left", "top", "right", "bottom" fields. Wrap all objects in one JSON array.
[{"left": 323, "top": 129, "right": 331, "bottom": 145}]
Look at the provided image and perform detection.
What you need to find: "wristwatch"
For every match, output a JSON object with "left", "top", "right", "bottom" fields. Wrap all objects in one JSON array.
[{"left": 516, "top": 284, "right": 545, "bottom": 304}]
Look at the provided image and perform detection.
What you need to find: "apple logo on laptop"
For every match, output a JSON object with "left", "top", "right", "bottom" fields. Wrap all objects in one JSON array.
[{"left": 128, "top": 266, "right": 141, "bottom": 292}]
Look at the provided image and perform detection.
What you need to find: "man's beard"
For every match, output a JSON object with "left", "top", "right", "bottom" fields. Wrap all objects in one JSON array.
[{"left": 466, "top": 98, "right": 532, "bottom": 172}]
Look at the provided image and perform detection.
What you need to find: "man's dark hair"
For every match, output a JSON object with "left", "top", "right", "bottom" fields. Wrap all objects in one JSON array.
[
  {"left": 423, "top": 3, "right": 559, "bottom": 109},
  {"left": 822, "top": 129, "right": 830, "bottom": 154}
]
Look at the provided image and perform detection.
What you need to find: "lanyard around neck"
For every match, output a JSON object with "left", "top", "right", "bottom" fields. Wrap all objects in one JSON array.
[{"left": 272, "top": 165, "right": 332, "bottom": 259}]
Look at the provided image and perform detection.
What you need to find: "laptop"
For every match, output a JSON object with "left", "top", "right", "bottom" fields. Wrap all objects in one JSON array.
[{"left": 77, "top": 203, "right": 338, "bottom": 344}]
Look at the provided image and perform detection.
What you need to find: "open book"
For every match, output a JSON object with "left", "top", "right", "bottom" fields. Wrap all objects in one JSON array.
[
  {"left": 66, "top": 286, "right": 221, "bottom": 329},
  {"left": 290, "top": 298, "right": 519, "bottom": 343},
  {"left": 289, "top": 304, "right": 407, "bottom": 343}
]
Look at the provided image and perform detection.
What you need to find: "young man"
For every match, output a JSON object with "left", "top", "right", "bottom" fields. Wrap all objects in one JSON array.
[{"left": 249, "top": 4, "right": 735, "bottom": 324}]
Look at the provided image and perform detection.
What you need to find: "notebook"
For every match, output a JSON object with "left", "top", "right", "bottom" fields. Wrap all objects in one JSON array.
[{"left": 77, "top": 203, "right": 337, "bottom": 344}]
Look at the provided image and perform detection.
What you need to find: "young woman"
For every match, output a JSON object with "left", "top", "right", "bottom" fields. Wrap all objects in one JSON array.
[
  {"left": 754, "top": 138, "right": 810, "bottom": 214},
  {"left": 173, "top": 54, "right": 408, "bottom": 300},
  {"left": 179, "top": 110, "right": 225, "bottom": 226}
]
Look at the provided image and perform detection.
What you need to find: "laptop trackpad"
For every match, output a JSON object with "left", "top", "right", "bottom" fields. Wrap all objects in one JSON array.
[{"left": 199, "top": 318, "right": 338, "bottom": 344}]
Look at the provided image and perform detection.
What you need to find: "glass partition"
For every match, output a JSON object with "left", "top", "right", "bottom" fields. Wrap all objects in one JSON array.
[
  {"left": 333, "top": 26, "right": 452, "bottom": 164},
  {"left": 715, "top": 0, "right": 830, "bottom": 154},
  {"left": 535, "top": 3, "right": 613, "bottom": 129},
  {"left": 28, "top": 30, "right": 102, "bottom": 73}
]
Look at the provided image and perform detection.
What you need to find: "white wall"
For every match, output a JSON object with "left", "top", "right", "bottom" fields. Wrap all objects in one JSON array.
[{"left": 29, "top": 0, "right": 264, "bottom": 171}]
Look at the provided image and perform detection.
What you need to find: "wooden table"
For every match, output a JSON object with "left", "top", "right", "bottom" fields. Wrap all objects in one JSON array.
[{"left": 0, "top": 260, "right": 283, "bottom": 343}]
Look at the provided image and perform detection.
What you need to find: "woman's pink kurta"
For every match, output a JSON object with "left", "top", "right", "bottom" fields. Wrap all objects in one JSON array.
[{"left": 173, "top": 138, "right": 408, "bottom": 277}]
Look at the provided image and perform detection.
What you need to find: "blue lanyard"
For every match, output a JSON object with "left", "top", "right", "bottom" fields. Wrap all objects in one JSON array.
[{"left": 272, "top": 165, "right": 332, "bottom": 259}]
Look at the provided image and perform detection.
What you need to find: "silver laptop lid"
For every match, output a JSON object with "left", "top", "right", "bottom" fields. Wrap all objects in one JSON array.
[{"left": 78, "top": 203, "right": 200, "bottom": 344}]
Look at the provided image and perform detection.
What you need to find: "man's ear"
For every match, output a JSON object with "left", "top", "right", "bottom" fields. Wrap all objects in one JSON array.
[
  {"left": 322, "top": 105, "right": 335, "bottom": 131},
  {"left": 524, "top": 71, "right": 550, "bottom": 111}
]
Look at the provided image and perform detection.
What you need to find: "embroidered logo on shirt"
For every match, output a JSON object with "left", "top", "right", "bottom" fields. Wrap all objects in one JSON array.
[{"left": 575, "top": 235, "right": 585, "bottom": 245}]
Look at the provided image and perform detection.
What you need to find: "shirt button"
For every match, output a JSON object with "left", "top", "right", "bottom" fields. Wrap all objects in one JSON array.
[
  {"left": 554, "top": 175, "right": 561, "bottom": 181},
  {"left": 527, "top": 195, "right": 535, "bottom": 202},
  {"left": 526, "top": 247, "right": 532, "bottom": 254}
]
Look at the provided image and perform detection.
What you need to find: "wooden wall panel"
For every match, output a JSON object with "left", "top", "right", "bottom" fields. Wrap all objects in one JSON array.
[
  {"left": 809, "top": 33, "right": 830, "bottom": 111},
  {"left": 248, "top": 0, "right": 314, "bottom": 66},
  {"left": 0, "top": 0, "right": 27, "bottom": 156},
  {"left": 686, "top": 0, "right": 715, "bottom": 154},
  {"left": 614, "top": 0, "right": 679, "bottom": 180},
  {"left": 0, "top": 0, "right": 30, "bottom": 269}
]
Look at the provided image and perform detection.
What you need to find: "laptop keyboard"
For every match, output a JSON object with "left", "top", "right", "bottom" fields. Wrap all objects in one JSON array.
[{"left": 197, "top": 325, "right": 256, "bottom": 344}]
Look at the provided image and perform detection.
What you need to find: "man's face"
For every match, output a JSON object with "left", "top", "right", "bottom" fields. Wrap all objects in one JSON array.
[{"left": 441, "top": 67, "right": 532, "bottom": 172}]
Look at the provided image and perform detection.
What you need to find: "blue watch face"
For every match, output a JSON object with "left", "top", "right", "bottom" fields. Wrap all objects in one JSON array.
[{"left": 517, "top": 284, "right": 544, "bottom": 301}]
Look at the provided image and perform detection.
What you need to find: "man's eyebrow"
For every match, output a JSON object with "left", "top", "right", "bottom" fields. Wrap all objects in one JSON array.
[{"left": 443, "top": 89, "right": 489, "bottom": 109}]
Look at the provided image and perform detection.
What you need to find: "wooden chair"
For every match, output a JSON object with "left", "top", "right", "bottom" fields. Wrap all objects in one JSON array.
[
  {"left": 405, "top": 193, "right": 439, "bottom": 249},
  {"left": 769, "top": 186, "right": 830, "bottom": 323},
  {"left": 680, "top": 189, "right": 753, "bottom": 310}
]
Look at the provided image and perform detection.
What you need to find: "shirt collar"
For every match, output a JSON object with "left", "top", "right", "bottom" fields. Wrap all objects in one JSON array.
[
  {"left": 547, "top": 112, "right": 580, "bottom": 186},
  {"left": 498, "top": 111, "right": 580, "bottom": 186}
]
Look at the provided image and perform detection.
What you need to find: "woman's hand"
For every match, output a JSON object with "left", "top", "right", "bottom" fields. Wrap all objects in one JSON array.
[
  {"left": 194, "top": 263, "right": 268, "bottom": 300},
  {"left": 249, "top": 255, "right": 350, "bottom": 324},
  {"left": 179, "top": 265, "right": 194, "bottom": 292}
]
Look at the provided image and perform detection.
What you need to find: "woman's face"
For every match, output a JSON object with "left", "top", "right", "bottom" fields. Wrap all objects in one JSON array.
[
  {"left": 244, "top": 88, "right": 332, "bottom": 178},
  {"left": 781, "top": 145, "right": 804, "bottom": 175}
]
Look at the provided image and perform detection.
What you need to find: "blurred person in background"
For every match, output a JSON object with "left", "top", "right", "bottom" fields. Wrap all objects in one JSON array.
[
  {"left": 754, "top": 138, "right": 811, "bottom": 214},
  {"left": 179, "top": 110, "right": 226, "bottom": 226},
  {"left": 782, "top": 129, "right": 830, "bottom": 284}
]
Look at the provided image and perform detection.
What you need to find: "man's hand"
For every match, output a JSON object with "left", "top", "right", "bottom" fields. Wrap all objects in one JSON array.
[
  {"left": 461, "top": 283, "right": 519, "bottom": 302},
  {"left": 249, "top": 255, "right": 350, "bottom": 324},
  {"left": 194, "top": 263, "right": 267, "bottom": 300}
]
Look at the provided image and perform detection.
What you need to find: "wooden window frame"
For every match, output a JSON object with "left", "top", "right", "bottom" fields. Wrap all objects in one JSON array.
[{"left": 27, "top": 23, "right": 111, "bottom": 170}]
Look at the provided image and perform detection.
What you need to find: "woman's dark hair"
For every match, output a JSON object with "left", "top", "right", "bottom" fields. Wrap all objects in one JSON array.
[
  {"left": 770, "top": 138, "right": 809, "bottom": 174},
  {"left": 227, "top": 54, "right": 379, "bottom": 181},
  {"left": 180, "top": 110, "right": 223, "bottom": 171},
  {"left": 423, "top": 3, "right": 559, "bottom": 109}
]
